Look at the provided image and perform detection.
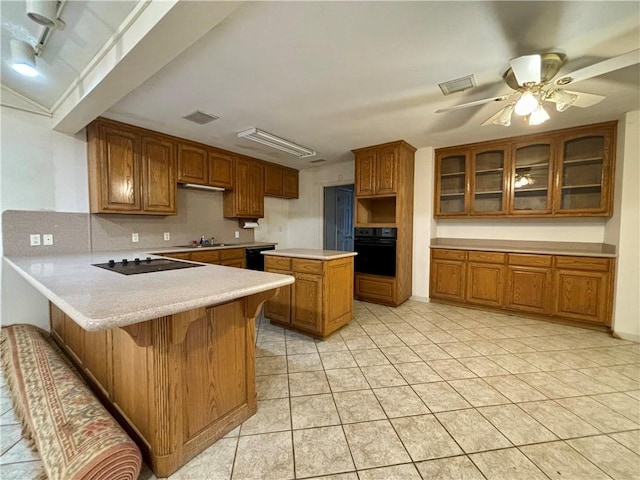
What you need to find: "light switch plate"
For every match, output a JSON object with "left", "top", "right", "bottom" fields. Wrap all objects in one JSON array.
[
  {"left": 164, "top": 232, "right": 170, "bottom": 241},
  {"left": 132, "top": 233, "right": 139, "bottom": 243},
  {"left": 30, "top": 234, "right": 41, "bottom": 246},
  {"left": 234, "top": 231, "right": 240, "bottom": 239},
  {"left": 43, "top": 234, "right": 54, "bottom": 245}
]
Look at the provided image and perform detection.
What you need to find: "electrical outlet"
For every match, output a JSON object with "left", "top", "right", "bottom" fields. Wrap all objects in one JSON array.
[
  {"left": 43, "top": 234, "right": 54, "bottom": 246},
  {"left": 234, "top": 231, "right": 240, "bottom": 239},
  {"left": 132, "top": 233, "right": 139, "bottom": 243},
  {"left": 164, "top": 232, "right": 171, "bottom": 241},
  {"left": 30, "top": 234, "right": 41, "bottom": 246}
]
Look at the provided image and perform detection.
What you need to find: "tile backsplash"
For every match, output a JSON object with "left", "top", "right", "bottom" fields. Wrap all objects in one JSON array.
[{"left": 90, "top": 187, "right": 255, "bottom": 251}]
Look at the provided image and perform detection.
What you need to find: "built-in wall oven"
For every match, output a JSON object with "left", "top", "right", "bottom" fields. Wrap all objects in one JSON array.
[{"left": 354, "top": 227, "right": 397, "bottom": 277}]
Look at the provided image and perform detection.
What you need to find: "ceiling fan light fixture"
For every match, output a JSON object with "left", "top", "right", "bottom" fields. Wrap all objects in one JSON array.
[
  {"left": 514, "top": 91, "right": 539, "bottom": 116},
  {"left": 10, "top": 39, "right": 38, "bottom": 77},
  {"left": 550, "top": 89, "right": 578, "bottom": 112},
  {"left": 493, "top": 104, "right": 515, "bottom": 127},
  {"left": 529, "top": 105, "right": 550, "bottom": 126}
]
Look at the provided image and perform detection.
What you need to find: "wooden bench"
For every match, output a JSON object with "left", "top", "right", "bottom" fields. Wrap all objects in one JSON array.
[{"left": 1, "top": 324, "right": 142, "bottom": 480}]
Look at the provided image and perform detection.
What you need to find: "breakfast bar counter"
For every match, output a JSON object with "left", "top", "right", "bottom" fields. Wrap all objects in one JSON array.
[{"left": 4, "top": 251, "right": 294, "bottom": 477}]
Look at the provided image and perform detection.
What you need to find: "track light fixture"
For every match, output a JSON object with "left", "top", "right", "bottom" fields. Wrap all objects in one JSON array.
[
  {"left": 26, "top": 0, "right": 64, "bottom": 30},
  {"left": 10, "top": 40, "right": 38, "bottom": 77}
]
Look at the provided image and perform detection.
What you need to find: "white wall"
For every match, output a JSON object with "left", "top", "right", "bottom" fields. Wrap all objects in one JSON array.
[
  {"left": 412, "top": 147, "right": 435, "bottom": 301},
  {"left": 288, "top": 161, "right": 355, "bottom": 249},
  {"left": 605, "top": 111, "right": 640, "bottom": 341},
  {"left": 256, "top": 197, "right": 292, "bottom": 248},
  {"left": 0, "top": 106, "right": 89, "bottom": 327}
]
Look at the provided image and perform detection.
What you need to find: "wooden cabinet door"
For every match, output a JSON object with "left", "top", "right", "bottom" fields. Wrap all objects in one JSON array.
[
  {"left": 375, "top": 146, "right": 397, "bottom": 195},
  {"left": 141, "top": 135, "right": 176, "bottom": 214},
  {"left": 221, "top": 258, "right": 245, "bottom": 269},
  {"left": 505, "top": 266, "right": 551, "bottom": 314},
  {"left": 553, "top": 269, "right": 610, "bottom": 325},
  {"left": 435, "top": 149, "right": 468, "bottom": 217},
  {"left": 554, "top": 124, "right": 615, "bottom": 216},
  {"left": 509, "top": 140, "right": 554, "bottom": 215},
  {"left": 99, "top": 124, "right": 141, "bottom": 212},
  {"left": 209, "top": 151, "right": 234, "bottom": 189},
  {"left": 292, "top": 273, "right": 323, "bottom": 334},
  {"left": 178, "top": 143, "right": 208, "bottom": 184},
  {"left": 232, "top": 159, "right": 251, "bottom": 216},
  {"left": 355, "top": 150, "right": 376, "bottom": 196},
  {"left": 466, "top": 263, "right": 505, "bottom": 307},
  {"left": 470, "top": 145, "right": 508, "bottom": 215},
  {"left": 430, "top": 260, "right": 465, "bottom": 302},
  {"left": 264, "top": 268, "right": 292, "bottom": 324},
  {"left": 282, "top": 169, "right": 299, "bottom": 198},
  {"left": 248, "top": 160, "right": 265, "bottom": 217},
  {"left": 264, "top": 163, "right": 284, "bottom": 196}
]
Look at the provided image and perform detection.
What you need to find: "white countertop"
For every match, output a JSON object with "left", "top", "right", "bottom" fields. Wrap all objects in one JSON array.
[
  {"left": 430, "top": 238, "right": 616, "bottom": 258},
  {"left": 4, "top": 250, "right": 293, "bottom": 332},
  {"left": 262, "top": 248, "right": 357, "bottom": 260}
]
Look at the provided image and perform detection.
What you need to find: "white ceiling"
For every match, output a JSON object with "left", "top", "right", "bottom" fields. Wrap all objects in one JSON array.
[{"left": 2, "top": 1, "right": 639, "bottom": 169}]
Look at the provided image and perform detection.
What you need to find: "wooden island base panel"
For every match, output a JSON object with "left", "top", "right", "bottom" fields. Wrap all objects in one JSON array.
[
  {"left": 264, "top": 249, "right": 358, "bottom": 339},
  {"left": 49, "top": 289, "right": 276, "bottom": 478}
]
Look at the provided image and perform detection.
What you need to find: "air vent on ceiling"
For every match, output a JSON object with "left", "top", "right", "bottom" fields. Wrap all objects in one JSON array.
[
  {"left": 438, "top": 74, "right": 477, "bottom": 95},
  {"left": 309, "top": 159, "right": 326, "bottom": 164},
  {"left": 182, "top": 110, "right": 219, "bottom": 125}
]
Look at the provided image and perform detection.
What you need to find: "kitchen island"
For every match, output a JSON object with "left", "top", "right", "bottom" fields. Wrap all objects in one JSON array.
[
  {"left": 263, "top": 248, "right": 357, "bottom": 339},
  {"left": 4, "top": 251, "right": 294, "bottom": 477}
]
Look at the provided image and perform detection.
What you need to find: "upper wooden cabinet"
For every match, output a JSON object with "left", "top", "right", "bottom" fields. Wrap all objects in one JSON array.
[
  {"left": 354, "top": 144, "right": 400, "bottom": 196},
  {"left": 224, "top": 157, "right": 264, "bottom": 218},
  {"left": 87, "top": 119, "right": 177, "bottom": 215},
  {"left": 264, "top": 163, "right": 299, "bottom": 199},
  {"left": 177, "top": 143, "right": 234, "bottom": 190},
  {"left": 434, "top": 121, "right": 616, "bottom": 218}
]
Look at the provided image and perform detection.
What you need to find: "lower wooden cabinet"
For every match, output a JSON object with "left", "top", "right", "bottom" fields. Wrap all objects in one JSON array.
[
  {"left": 355, "top": 274, "right": 397, "bottom": 305},
  {"left": 161, "top": 248, "right": 245, "bottom": 268},
  {"left": 264, "top": 255, "right": 354, "bottom": 339},
  {"left": 430, "top": 248, "right": 614, "bottom": 328}
]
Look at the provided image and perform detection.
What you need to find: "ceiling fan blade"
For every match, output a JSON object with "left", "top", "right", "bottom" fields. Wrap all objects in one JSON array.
[
  {"left": 555, "top": 48, "right": 640, "bottom": 86},
  {"left": 565, "top": 90, "right": 606, "bottom": 108},
  {"left": 435, "top": 95, "right": 509, "bottom": 114},
  {"left": 509, "top": 54, "right": 542, "bottom": 85},
  {"left": 481, "top": 105, "right": 513, "bottom": 127}
]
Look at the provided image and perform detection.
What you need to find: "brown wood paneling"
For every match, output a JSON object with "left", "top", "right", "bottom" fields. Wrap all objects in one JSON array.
[
  {"left": 142, "top": 135, "right": 177, "bottom": 214},
  {"left": 220, "top": 248, "right": 245, "bottom": 261},
  {"left": 508, "top": 253, "right": 553, "bottom": 267},
  {"left": 264, "top": 269, "right": 292, "bottom": 325},
  {"left": 208, "top": 151, "right": 234, "bottom": 189},
  {"left": 265, "top": 256, "right": 291, "bottom": 270},
  {"left": 83, "top": 329, "right": 111, "bottom": 397},
  {"left": 355, "top": 273, "right": 396, "bottom": 304},
  {"left": 291, "top": 273, "right": 323, "bottom": 334},
  {"left": 505, "top": 266, "right": 551, "bottom": 314},
  {"left": 432, "top": 249, "right": 466, "bottom": 261},
  {"left": 553, "top": 270, "right": 610, "bottom": 324},
  {"left": 162, "top": 252, "right": 193, "bottom": 261},
  {"left": 355, "top": 150, "right": 376, "bottom": 196},
  {"left": 178, "top": 143, "right": 208, "bottom": 184},
  {"left": 264, "top": 163, "right": 284, "bottom": 196},
  {"left": 221, "top": 258, "right": 245, "bottom": 269},
  {"left": 100, "top": 124, "right": 141, "bottom": 212},
  {"left": 430, "top": 259, "right": 465, "bottom": 302},
  {"left": 190, "top": 250, "right": 220, "bottom": 264},
  {"left": 468, "top": 251, "right": 506, "bottom": 264},
  {"left": 293, "top": 258, "right": 324, "bottom": 275},
  {"left": 466, "top": 263, "right": 505, "bottom": 307},
  {"left": 555, "top": 256, "right": 610, "bottom": 272},
  {"left": 375, "top": 146, "right": 397, "bottom": 195},
  {"left": 324, "top": 258, "right": 353, "bottom": 335},
  {"left": 282, "top": 169, "right": 299, "bottom": 199}
]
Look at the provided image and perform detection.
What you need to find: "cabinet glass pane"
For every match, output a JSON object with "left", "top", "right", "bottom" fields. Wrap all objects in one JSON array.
[
  {"left": 474, "top": 150, "right": 504, "bottom": 212},
  {"left": 560, "top": 136, "right": 605, "bottom": 210},
  {"left": 439, "top": 155, "right": 466, "bottom": 214},
  {"left": 513, "top": 144, "right": 550, "bottom": 212}
]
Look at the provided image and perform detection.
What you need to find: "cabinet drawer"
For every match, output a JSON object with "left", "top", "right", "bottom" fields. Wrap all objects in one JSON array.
[
  {"left": 555, "top": 256, "right": 610, "bottom": 272},
  {"left": 221, "top": 258, "right": 245, "bottom": 269},
  {"left": 468, "top": 251, "right": 505, "bottom": 264},
  {"left": 190, "top": 251, "right": 220, "bottom": 263},
  {"left": 162, "top": 252, "right": 192, "bottom": 261},
  {"left": 432, "top": 249, "right": 466, "bottom": 261},
  {"left": 265, "top": 256, "right": 291, "bottom": 271},
  {"left": 508, "top": 253, "right": 553, "bottom": 267},
  {"left": 293, "top": 259, "right": 324, "bottom": 275},
  {"left": 220, "top": 248, "right": 245, "bottom": 261}
]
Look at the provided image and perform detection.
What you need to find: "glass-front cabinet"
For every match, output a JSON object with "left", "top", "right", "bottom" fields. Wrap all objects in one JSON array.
[
  {"left": 556, "top": 129, "right": 612, "bottom": 215},
  {"left": 433, "top": 121, "right": 616, "bottom": 218},
  {"left": 435, "top": 150, "right": 468, "bottom": 216},
  {"left": 509, "top": 140, "right": 554, "bottom": 214},
  {"left": 471, "top": 146, "right": 508, "bottom": 214}
]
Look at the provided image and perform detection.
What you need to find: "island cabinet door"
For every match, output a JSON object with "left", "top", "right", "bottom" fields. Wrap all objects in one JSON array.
[{"left": 291, "top": 272, "right": 324, "bottom": 335}]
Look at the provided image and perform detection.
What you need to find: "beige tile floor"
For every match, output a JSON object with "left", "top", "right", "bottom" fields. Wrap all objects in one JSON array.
[{"left": 1, "top": 300, "right": 639, "bottom": 479}]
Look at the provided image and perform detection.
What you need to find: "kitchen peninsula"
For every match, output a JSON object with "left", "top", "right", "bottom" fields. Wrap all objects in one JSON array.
[{"left": 4, "top": 251, "right": 294, "bottom": 477}]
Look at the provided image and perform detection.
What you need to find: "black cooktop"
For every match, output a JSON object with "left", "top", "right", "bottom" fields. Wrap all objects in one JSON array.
[{"left": 93, "top": 257, "right": 203, "bottom": 275}]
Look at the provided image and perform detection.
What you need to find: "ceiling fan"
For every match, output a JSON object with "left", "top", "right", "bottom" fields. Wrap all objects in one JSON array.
[{"left": 436, "top": 49, "right": 640, "bottom": 127}]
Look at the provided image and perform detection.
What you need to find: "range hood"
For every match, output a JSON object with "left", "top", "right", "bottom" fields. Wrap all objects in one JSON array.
[{"left": 179, "top": 183, "right": 225, "bottom": 192}]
